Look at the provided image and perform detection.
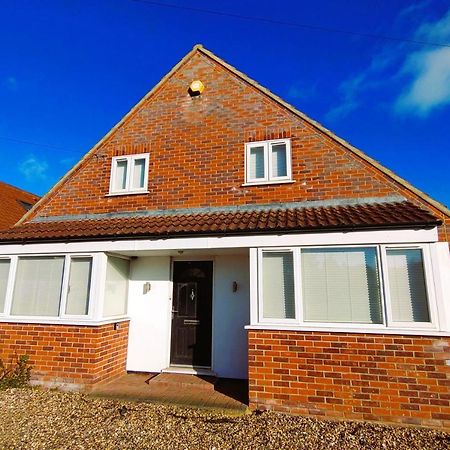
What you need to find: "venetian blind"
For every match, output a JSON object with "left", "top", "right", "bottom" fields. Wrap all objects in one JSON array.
[
  {"left": 262, "top": 252, "right": 295, "bottom": 319},
  {"left": 65, "top": 257, "right": 92, "bottom": 316},
  {"left": 387, "top": 249, "right": 430, "bottom": 322},
  {"left": 301, "top": 248, "right": 382, "bottom": 323}
]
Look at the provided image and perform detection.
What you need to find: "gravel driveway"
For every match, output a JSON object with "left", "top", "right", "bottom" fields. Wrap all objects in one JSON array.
[{"left": 0, "top": 388, "right": 449, "bottom": 450}]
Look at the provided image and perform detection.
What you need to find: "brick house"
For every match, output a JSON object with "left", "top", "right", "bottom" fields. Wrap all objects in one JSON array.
[
  {"left": 0, "top": 181, "right": 39, "bottom": 230},
  {"left": 0, "top": 45, "right": 449, "bottom": 429}
]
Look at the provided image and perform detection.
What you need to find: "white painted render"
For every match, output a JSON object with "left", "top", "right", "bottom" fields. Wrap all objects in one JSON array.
[
  {"left": 126, "top": 256, "right": 172, "bottom": 373},
  {"left": 125, "top": 253, "right": 250, "bottom": 379}
]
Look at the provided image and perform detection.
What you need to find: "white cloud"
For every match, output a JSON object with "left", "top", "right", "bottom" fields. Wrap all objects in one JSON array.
[
  {"left": 326, "top": 7, "right": 450, "bottom": 120},
  {"left": 395, "top": 10, "right": 450, "bottom": 116},
  {"left": 395, "top": 47, "right": 450, "bottom": 116},
  {"left": 18, "top": 155, "right": 48, "bottom": 181}
]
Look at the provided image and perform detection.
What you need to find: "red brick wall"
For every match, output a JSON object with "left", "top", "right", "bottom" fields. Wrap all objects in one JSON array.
[
  {"left": 25, "top": 50, "right": 449, "bottom": 244},
  {"left": 248, "top": 330, "right": 450, "bottom": 430},
  {"left": 0, "top": 321, "right": 129, "bottom": 388}
]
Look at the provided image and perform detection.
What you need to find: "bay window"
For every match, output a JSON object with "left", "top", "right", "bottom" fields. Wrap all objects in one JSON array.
[
  {"left": 0, "top": 254, "right": 95, "bottom": 319},
  {"left": 257, "top": 245, "right": 437, "bottom": 329}
]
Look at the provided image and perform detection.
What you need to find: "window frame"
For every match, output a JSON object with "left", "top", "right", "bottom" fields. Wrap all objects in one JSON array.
[
  {"left": 0, "top": 253, "right": 96, "bottom": 320},
  {"left": 257, "top": 248, "right": 300, "bottom": 324},
  {"left": 256, "top": 244, "right": 438, "bottom": 331},
  {"left": 109, "top": 153, "right": 150, "bottom": 195},
  {"left": 380, "top": 244, "right": 438, "bottom": 330},
  {"left": 244, "top": 139, "right": 292, "bottom": 185},
  {"left": 0, "top": 257, "right": 12, "bottom": 315}
]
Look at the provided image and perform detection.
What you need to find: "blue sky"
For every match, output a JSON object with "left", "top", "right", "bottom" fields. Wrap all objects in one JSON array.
[{"left": 0, "top": 0, "right": 449, "bottom": 207}]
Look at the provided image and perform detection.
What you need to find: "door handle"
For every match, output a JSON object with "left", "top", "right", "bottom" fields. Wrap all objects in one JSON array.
[{"left": 172, "top": 310, "right": 178, "bottom": 313}]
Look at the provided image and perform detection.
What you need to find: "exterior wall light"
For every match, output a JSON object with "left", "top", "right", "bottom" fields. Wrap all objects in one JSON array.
[{"left": 189, "top": 80, "right": 205, "bottom": 96}]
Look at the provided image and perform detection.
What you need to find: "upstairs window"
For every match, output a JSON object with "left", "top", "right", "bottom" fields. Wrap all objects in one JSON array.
[
  {"left": 109, "top": 153, "right": 149, "bottom": 195},
  {"left": 245, "top": 139, "right": 292, "bottom": 184}
]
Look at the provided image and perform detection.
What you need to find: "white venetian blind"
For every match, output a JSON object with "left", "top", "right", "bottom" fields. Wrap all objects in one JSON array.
[
  {"left": 0, "top": 259, "right": 10, "bottom": 313},
  {"left": 114, "top": 159, "right": 128, "bottom": 191},
  {"left": 248, "top": 145, "right": 265, "bottom": 180},
  {"left": 65, "top": 257, "right": 92, "bottom": 316},
  {"left": 301, "top": 248, "right": 382, "bottom": 323},
  {"left": 104, "top": 256, "right": 130, "bottom": 317},
  {"left": 262, "top": 252, "right": 295, "bottom": 319},
  {"left": 387, "top": 249, "right": 430, "bottom": 322},
  {"left": 131, "top": 158, "right": 146, "bottom": 190},
  {"left": 270, "top": 143, "right": 287, "bottom": 178},
  {"left": 11, "top": 256, "right": 65, "bottom": 316}
]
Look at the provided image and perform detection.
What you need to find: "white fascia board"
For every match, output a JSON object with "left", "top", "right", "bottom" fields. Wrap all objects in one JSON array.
[{"left": 0, "top": 228, "right": 438, "bottom": 255}]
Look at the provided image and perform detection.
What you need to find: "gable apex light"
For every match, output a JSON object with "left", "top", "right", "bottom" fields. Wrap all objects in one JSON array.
[{"left": 189, "top": 80, "right": 205, "bottom": 96}]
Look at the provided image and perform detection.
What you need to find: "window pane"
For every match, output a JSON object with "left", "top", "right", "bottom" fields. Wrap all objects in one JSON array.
[
  {"left": 271, "top": 143, "right": 287, "bottom": 177},
  {"left": 114, "top": 160, "right": 128, "bottom": 191},
  {"left": 11, "top": 256, "right": 64, "bottom": 316},
  {"left": 104, "top": 256, "right": 130, "bottom": 317},
  {"left": 131, "top": 158, "right": 146, "bottom": 190},
  {"left": 262, "top": 252, "right": 295, "bottom": 319},
  {"left": 65, "top": 258, "right": 92, "bottom": 316},
  {"left": 248, "top": 146, "right": 265, "bottom": 180},
  {"left": 302, "top": 248, "right": 382, "bottom": 323},
  {"left": 0, "top": 259, "right": 10, "bottom": 313},
  {"left": 387, "top": 249, "right": 430, "bottom": 322}
]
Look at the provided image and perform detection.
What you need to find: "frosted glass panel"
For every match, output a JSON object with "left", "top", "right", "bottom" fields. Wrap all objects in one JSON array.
[
  {"left": 114, "top": 160, "right": 128, "bottom": 190},
  {"left": 104, "top": 256, "right": 130, "bottom": 317},
  {"left": 11, "top": 256, "right": 64, "bottom": 316},
  {"left": 262, "top": 252, "right": 295, "bottom": 319},
  {"left": 271, "top": 143, "right": 287, "bottom": 177},
  {"left": 249, "top": 146, "right": 265, "bottom": 180},
  {"left": 65, "top": 258, "right": 92, "bottom": 316},
  {"left": 301, "top": 248, "right": 382, "bottom": 323},
  {"left": 387, "top": 249, "right": 430, "bottom": 322},
  {"left": 0, "top": 259, "right": 10, "bottom": 313},
  {"left": 132, "top": 158, "right": 146, "bottom": 190}
]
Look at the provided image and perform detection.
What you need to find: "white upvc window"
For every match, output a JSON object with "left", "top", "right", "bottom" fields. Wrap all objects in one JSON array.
[
  {"left": 0, "top": 254, "right": 95, "bottom": 319},
  {"left": 245, "top": 139, "right": 292, "bottom": 184},
  {"left": 257, "top": 244, "right": 438, "bottom": 330},
  {"left": 0, "top": 258, "right": 11, "bottom": 314},
  {"left": 109, "top": 153, "right": 149, "bottom": 195}
]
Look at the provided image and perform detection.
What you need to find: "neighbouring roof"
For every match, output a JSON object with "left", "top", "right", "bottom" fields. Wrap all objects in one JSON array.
[
  {"left": 0, "top": 201, "right": 440, "bottom": 243},
  {"left": 0, "top": 181, "right": 40, "bottom": 230}
]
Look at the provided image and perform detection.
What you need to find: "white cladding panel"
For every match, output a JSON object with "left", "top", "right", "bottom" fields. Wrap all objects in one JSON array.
[
  {"left": 212, "top": 255, "right": 250, "bottom": 379},
  {"left": 126, "top": 256, "right": 171, "bottom": 372}
]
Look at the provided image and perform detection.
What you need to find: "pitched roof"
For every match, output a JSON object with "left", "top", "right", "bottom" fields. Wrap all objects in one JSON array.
[
  {"left": 0, "top": 201, "right": 439, "bottom": 243},
  {"left": 16, "top": 44, "right": 450, "bottom": 228},
  {"left": 0, "top": 181, "right": 40, "bottom": 230}
]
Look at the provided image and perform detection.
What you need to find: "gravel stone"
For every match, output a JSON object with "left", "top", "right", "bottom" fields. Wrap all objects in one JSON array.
[{"left": 0, "top": 388, "right": 449, "bottom": 450}]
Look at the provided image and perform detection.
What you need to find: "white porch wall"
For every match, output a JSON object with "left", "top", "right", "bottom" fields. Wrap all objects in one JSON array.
[
  {"left": 125, "top": 254, "right": 250, "bottom": 378},
  {"left": 126, "top": 256, "right": 172, "bottom": 372},
  {"left": 212, "top": 255, "right": 250, "bottom": 379}
]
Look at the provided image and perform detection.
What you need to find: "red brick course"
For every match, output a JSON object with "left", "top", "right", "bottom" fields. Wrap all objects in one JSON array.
[
  {"left": 0, "top": 321, "right": 129, "bottom": 388},
  {"left": 248, "top": 330, "right": 450, "bottom": 430}
]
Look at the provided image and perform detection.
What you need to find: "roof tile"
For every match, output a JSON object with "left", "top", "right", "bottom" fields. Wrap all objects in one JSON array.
[{"left": 0, "top": 201, "right": 440, "bottom": 243}]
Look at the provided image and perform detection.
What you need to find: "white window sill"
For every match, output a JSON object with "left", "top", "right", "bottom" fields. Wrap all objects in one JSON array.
[
  {"left": 242, "top": 179, "right": 295, "bottom": 187},
  {"left": 0, "top": 316, "right": 130, "bottom": 327},
  {"left": 106, "top": 190, "right": 149, "bottom": 197},
  {"left": 245, "top": 324, "right": 450, "bottom": 337}
]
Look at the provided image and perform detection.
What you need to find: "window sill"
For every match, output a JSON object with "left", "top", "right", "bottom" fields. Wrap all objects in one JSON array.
[
  {"left": 242, "top": 179, "right": 295, "bottom": 187},
  {"left": 106, "top": 190, "right": 149, "bottom": 197},
  {"left": 0, "top": 316, "right": 130, "bottom": 327},
  {"left": 245, "top": 324, "right": 450, "bottom": 337}
]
